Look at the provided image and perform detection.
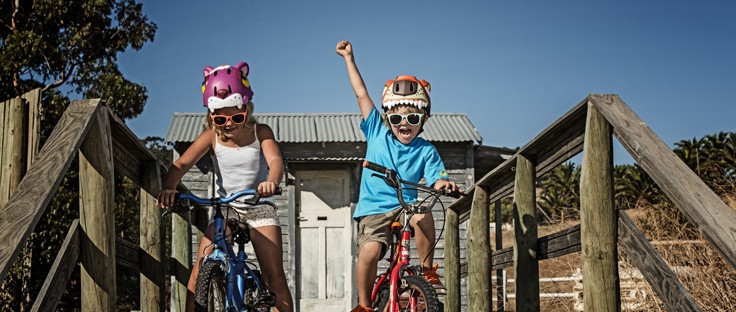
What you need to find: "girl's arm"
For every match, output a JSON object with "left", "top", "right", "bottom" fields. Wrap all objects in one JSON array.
[
  {"left": 257, "top": 124, "right": 283, "bottom": 197},
  {"left": 157, "top": 130, "right": 213, "bottom": 208},
  {"left": 336, "top": 40, "right": 374, "bottom": 120}
]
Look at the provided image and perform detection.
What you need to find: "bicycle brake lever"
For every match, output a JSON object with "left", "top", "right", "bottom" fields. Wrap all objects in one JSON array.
[{"left": 242, "top": 193, "right": 262, "bottom": 206}]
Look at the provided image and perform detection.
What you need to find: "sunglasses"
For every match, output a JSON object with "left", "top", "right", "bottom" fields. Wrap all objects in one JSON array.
[
  {"left": 386, "top": 113, "right": 424, "bottom": 126},
  {"left": 211, "top": 112, "right": 247, "bottom": 126}
]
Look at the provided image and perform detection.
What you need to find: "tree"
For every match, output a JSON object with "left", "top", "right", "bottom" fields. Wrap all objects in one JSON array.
[
  {"left": 538, "top": 162, "right": 580, "bottom": 223},
  {"left": 0, "top": 1, "right": 156, "bottom": 310}
]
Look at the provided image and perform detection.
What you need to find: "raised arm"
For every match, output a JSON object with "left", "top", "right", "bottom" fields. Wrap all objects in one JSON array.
[{"left": 336, "top": 40, "right": 374, "bottom": 119}]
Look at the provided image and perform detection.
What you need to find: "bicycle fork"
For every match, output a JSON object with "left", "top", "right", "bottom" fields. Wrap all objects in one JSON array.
[{"left": 388, "top": 228, "right": 413, "bottom": 311}]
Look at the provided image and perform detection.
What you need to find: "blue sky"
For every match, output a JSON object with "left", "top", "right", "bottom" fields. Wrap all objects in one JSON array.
[{"left": 118, "top": 0, "right": 735, "bottom": 164}]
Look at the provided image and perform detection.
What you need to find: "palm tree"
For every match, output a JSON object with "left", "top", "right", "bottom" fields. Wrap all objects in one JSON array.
[{"left": 538, "top": 163, "right": 581, "bottom": 223}]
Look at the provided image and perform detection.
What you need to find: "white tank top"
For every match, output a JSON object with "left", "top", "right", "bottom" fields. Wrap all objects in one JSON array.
[{"left": 211, "top": 124, "right": 272, "bottom": 208}]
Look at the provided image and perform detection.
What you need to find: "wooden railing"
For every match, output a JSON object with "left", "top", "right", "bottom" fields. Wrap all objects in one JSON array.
[
  {"left": 0, "top": 97, "right": 189, "bottom": 311},
  {"left": 443, "top": 94, "right": 736, "bottom": 312}
]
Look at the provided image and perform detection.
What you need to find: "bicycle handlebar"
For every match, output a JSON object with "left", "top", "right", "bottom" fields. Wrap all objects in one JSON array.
[
  {"left": 362, "top": 160, "right": 464, "bottom": 199},
  {"left": 176, "top": 187, "right": 283, "bottom": 205}
]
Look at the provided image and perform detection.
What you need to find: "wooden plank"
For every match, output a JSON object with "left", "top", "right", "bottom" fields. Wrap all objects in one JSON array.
[
  {"left": 494, "top": 200, "right": 506, "bottom": 312},
  {"left": 0, "top": 98, "right": 25, "bottom": 208},
  {"left": 589, "top": 94, "right": 736, "bottom": 269},
  {"left": 140, "top": 161, "right": 164, "bottom": 311},
  {"left": 490, "top": 225, "right": 581, "bottom": 271},
  {"left": 618, "top": 211, "right": 701, "bottom": 312},
  {"left": 513, "top": 155, "right": 540, "bottom": 312},
  {"left": 0, "top": 99, "right": 101, "bottom": 281},
  {"left": 20, "top": 88, "right": 41, "bottom": 168},
  {"left": 31, "top": 219, "right": 80, "bottom": 312},
  {"left": 79, "top": 105, "right": 116, "bottom": 310},
  {"left": 115, "top": 236, "right": 139, "bottom": 270},
  {"left": 580, "top": 102, "right": 620, "bottom": 311},
  {"left": 444, "top": 208, "right": 460, "bottom": 312},
  {"left": 467, "top": 185, "right": 490, "bottom": 312}
]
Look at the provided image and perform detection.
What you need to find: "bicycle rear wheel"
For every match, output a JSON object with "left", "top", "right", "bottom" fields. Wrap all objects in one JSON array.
[
  {"left": 375, "top": 275, "right": 441, "bottom": 312},
  {"left": 194, "top": 260, "right": 230, "bottom": 312}
]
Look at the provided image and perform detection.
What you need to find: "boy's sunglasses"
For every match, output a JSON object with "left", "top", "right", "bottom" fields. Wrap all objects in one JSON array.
[
  {"left": 211, "top": 112, "right": 247, "bottom": 126},
  {"left": 386, "top": 113, "right": 424, "bottom": 126}
]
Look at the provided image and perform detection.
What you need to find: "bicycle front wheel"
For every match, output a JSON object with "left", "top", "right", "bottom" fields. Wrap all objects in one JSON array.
[
  {"left": 194, "top": 260, "right": 230, "bottom": 312},
  {"left": 375, "top": 275, "right": 441, "bottom": 312}
]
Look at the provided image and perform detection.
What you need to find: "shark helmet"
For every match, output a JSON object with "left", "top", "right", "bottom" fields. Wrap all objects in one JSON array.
[
  {"left": 202, "top": 62, "right": 253, "bottom": 112},
  {"left": 381, "top": 75, "right": 431, "bottom": 116}
]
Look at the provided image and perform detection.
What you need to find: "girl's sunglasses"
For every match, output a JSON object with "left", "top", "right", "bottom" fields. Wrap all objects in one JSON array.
[
  {"left": 211, "top": 112, "right": 247, "bottom": 126},
  {"left": 386, "top": 113, "right": 424, "bottom": 126}
]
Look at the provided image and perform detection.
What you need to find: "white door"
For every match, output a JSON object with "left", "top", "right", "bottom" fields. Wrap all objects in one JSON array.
[{"left": 295, "top": 169, "right": 353, "bottom": 312}]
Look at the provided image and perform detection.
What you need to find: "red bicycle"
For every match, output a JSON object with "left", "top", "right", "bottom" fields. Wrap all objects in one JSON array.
[{"left": 363, "top": 160, "right": 463, "bottom": 312}]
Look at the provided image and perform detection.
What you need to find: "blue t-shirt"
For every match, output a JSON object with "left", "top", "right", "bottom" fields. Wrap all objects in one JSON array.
[{"left": 354, "top": 107, "right": 449, "bottom": 220}]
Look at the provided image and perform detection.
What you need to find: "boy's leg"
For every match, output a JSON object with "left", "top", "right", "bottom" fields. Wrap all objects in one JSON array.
[
  {"left": 356, "top": 242, "right": 382, "bottom": 307},
  {"left": 411, "top": 211, "right": 445, "bottom": 292},
  {"left": 251, "top": 225, "right": 294, "bottom": 312}
]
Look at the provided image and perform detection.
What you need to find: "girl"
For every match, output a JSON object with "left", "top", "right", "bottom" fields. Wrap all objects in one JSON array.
[{"left": 157, "top": 62, "right": 293, "bottom": 312}]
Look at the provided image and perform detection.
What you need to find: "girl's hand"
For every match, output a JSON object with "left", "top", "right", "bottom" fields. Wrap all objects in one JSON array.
[
  {"left": 157, "top": 189, "right": 177, "bottom": 208},
  {"left": 336, "top": 40, "right": 353, "bottom": 58},
  {"left": 258, "top": 181, "right": 278, "bottom": 197}
]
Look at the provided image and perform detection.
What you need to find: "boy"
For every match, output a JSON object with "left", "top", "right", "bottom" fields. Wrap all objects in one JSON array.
[{"left": 336, "top": 40, "right": 460, "bottom": 312}]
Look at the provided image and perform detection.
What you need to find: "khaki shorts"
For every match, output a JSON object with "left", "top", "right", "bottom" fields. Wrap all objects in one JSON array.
[
  {"left": 212, "top": 204, "right": 280, "bottom": 228},
  {"left": 357, "top": 208, "right": 404, "bottom": 259}
]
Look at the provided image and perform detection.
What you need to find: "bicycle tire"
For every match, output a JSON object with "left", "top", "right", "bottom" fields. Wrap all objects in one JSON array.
[
  {"left": 194, "top": 260, "right": 231, "bottom": 312},
  {"left": 374, "top": 275, "right": 441, "bottom": 312}
]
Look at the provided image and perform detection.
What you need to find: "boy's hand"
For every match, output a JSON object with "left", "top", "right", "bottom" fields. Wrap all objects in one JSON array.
[
  {"left": 336, "top": 40, "right": 353, "bottom": 58},
  {"left": 434, "top": 179, "right": 461, "bottom": 193}
]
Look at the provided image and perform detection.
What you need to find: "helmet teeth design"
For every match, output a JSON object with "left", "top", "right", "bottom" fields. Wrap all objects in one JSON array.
[
  {"left": 381, "top": 75, "right": 431, "bottom": 116},
  {"left": 202, "top": 62, "right": 253, "bottom": 112}
]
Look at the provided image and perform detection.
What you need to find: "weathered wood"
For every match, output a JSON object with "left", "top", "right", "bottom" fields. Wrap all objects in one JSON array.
[
  {"left": 116, "top": 236, "right": 139, "bottom": 270},
  {"left": 618, "top": 211, "right": 701, "bottom": 312},
  {"left": 513, "top": 155, "right": 539, "bottom": 312},
  {"left": 452, "top": 100, "right": 589, "bottom": 221},
  {"left": 79, "top": 105, "right": 116, "bottom": 310},
  {"left": 494, "top": 200, "right": 505, "bottom": 312},
  {"left": 0, "top": 97, "right": 27, "bottom": 208},
  {"left": 444, "top": 207, "right": 460, "bottom": 312},
  {"left": 21, "top": 88, "right": 41, "bottom": 168},
  {"left": 0, "top": 99, "right": 101, "bottom": 281},
  {"left": 31, "top": 219, "right": 80, "bottom": 312},
  {"left": 140, "top": 161, "right": 165, "bottom": 311},
  {"left": 171, "top": 211, "right": 192, "bottom": 311},
  {"left": 467, "top": 185, "right": 490, "bottom": 312},
  {"left": 589, "top": 94, "right": 736, "bottom": 269},
  {"left": 490, "top": 224, "right": 581, "bottom": 270},
  {"left": 580, "top": 102, "right": 620, "bottom": 311}
]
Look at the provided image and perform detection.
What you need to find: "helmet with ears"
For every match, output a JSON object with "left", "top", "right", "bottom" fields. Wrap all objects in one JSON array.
[{"left": 202, "top": 62, "right": 254, "bottom": 112}]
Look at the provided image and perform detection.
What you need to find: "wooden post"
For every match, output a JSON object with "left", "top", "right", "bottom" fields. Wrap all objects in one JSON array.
[
  {"left": 513, "top": 155, "right": 539, "bottom": 311},
  {"left": 171, "top": 210, "right": 192, "bottom": 311},
  {"left": 494, "top": 200, "right": 506, "bottom": 312},
  {"left": 468, "top": 185, "right": 490, "bottom": 312},
  {"left": 580, "top": 102, "right": 620, "bottom": 311},
  {"left": 140, "top": 161, "right": 164, "bottom": 311},
  {"left": 79, "top": 106, "right": 116, "bottom": 311},
  {"left": 445, "top": 208, "right": 460, "bottom": 312},
  {"left": 0, "top": 97, "right": 28, "bottom": 208}
]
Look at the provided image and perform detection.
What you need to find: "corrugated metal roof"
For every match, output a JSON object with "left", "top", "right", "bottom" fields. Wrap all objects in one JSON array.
[{"left": 166, "top": 112, "right": 482, "bottom": 144}]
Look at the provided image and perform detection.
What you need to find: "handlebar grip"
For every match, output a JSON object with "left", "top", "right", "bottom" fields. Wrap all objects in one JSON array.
[
  {"left": 274, "top": 186, "right": 283, "bottom": 196},
  {"left": 363, "top": 160, "right": 388, "bottom": 174}
]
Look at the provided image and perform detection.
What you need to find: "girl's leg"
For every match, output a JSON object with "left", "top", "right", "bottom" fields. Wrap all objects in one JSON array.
[
  {"left": 187, "top": 224, "right": 217, "bottom": 312},
  {"left": 250, "top": 225, "right": 294, "bottom": 312}
]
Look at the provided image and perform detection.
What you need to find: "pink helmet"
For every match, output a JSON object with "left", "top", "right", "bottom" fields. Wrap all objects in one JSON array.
[{"left": 202, "top": 62, "right": 254, "bottom": 112}]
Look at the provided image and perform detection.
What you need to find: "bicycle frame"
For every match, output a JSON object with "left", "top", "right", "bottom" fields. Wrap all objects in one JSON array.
[
  {"left": 363, "top": 160, "right": 460, "bottom": 312},
  {"left": 178, "top": 189, "right": 276, "bottom": 311}
]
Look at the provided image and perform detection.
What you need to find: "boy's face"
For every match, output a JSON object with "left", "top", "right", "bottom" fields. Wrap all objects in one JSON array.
[{"left": 387, "top": 106, "right": 426, "bottom": 144}]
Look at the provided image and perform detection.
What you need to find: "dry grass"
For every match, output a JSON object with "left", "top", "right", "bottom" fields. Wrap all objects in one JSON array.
[{"left": 488, "top": 204, "right": 736, "bottom": 311}]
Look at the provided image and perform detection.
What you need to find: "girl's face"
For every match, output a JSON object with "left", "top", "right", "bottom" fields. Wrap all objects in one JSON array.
[
  {"left": 210, "top": 106, "right": 247, "bottom": 139},
  {"left": 387, "top": 106, "right": 425, "bottom": 144}
]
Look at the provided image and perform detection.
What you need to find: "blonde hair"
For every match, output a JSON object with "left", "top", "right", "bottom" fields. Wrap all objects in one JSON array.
[{"left": 203, "top": 101, "right": 258, "bottom": 142}]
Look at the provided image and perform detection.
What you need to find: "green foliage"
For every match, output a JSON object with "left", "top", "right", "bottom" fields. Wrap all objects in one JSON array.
[
  {"left": 538, "top": 162, "right": 580, "bottom": 223},
  {"left": 0, "top": 1, "right": 155, "bottom": 309}
]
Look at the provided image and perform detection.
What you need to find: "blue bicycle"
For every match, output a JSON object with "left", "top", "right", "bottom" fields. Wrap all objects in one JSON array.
[{"left": 169, "top": 188, "right": 280, "bottom": 312}]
